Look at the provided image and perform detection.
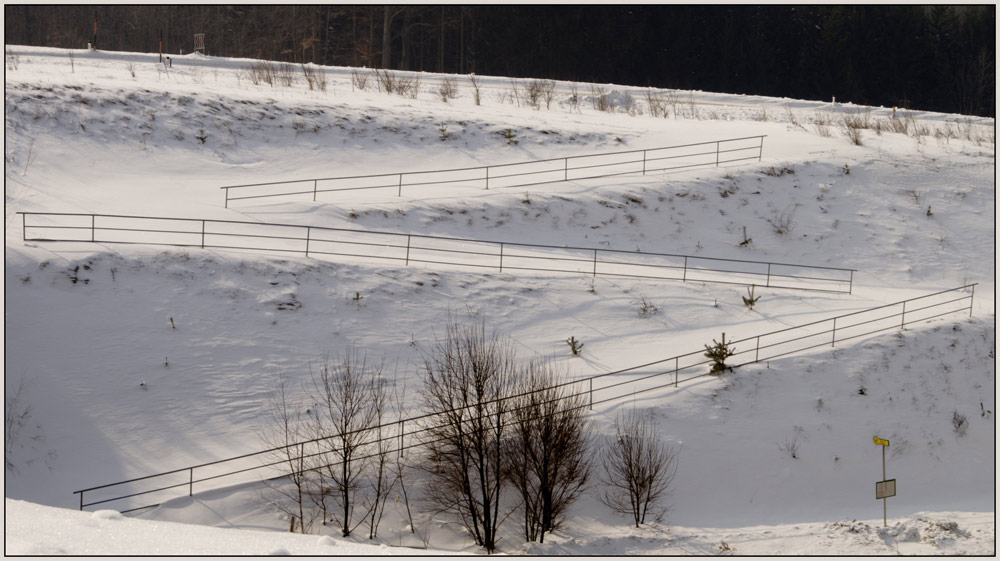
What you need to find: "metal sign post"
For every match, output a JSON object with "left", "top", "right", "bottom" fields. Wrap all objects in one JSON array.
[{"left": 873, "top": 436, "right": 894, "bottom": 527}]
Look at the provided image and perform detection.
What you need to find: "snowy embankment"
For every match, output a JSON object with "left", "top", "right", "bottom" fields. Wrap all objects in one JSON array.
[{"left": 4, "top": 46, "right": 995, "bottom": 555}]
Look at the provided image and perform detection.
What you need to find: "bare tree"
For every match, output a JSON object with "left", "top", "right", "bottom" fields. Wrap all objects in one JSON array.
[
  {"left": 506, "top": 360, "right": 592, "bottom": 543},
  {"left": 419, "top": 319, "right": 517, "bottom": 554},
  {"left": 598, "top": 409, "right": 680, "bottom": 528},
  {"left": 258, "top": 376, "right": 313, "bottom": 533},
  {"left": 365, "top": 374, "right": 396, "bottom": 540},
  {"left": 310, "top": 352, "right": 380, "bottom": 537}
]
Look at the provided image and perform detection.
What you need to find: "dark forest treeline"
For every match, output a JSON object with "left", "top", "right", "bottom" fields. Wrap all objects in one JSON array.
[{"left": 4, "top": 5, "right": 994, "bottom": 117}]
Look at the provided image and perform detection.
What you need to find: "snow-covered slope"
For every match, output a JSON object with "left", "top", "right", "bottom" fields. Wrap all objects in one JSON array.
[{"left": 4, "top": 46, "right": 995, "bottom": 555}]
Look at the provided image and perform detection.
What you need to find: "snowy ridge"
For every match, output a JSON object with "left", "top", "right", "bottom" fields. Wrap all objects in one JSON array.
[{"left": 4, "top": 45, "right": 994, "bottom": 555}]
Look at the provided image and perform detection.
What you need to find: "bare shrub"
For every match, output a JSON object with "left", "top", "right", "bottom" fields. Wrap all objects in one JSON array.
[
  {"left": 812, "top": 112, "right": 834, "bottom": 137},
  {"left": 438, "top": 77, "right": 458, "bottom": 102},
  {"left": 276, "top": 62, "right": 295, "bottom": 87},
  {"left": 598, "top": 410, "right": 679, "bottom": 527},
  {"left": 885, "top": 113, "right": 910, "bottom": 134},
  {"left": 506, "top": 360, "right": 592, "bottom": 543},
  {"left": 509, "top": 78, "right": 522, "bottom": 107},
  {"left": 635, "top": 295, "right": 660, "bottom": 318},
  {"left": 841, "top": 110, "right": 872, "bottom": 146},
  {"left": 247, "top": 61, "right": 275, "bottom": 86},
  {"left": 621, "top": 91, "right": 639, "bottom": 116},
  {"left": 375, "top": 69, "right": 418, "bottom": 98},
  {"left": 785, "top": 107, "right": 803, "bottom": 129},
  {"left": 5, "top": 47, "right": 20, "bottom": 71},
  {"left": 400, "top": 74, "right": 420, "bottom": 99},
  {"left": 351, "top": 68, "right": 370, "bottom": 91},
  {"left": 258, "top": 376, "right": 315, "bottom": 533},
  {"left": 525, "top": 79, "right": 543, "bottom": 109},
  {"left": 768, "top": 204, "right": 797, "bottom": 235},
  {"left": 468, "top": 73, "right": 481, "bottom": 106},
  {"left": 524, "top": 79, "right": 556, "bottom": 110},
  {"left": 301, "top": 63, "right": 326, "bottom": 91},
  {"left": 375, "top": 69, "right": 397, "bottom": 93},
  {"left": 125, "top": 62, "right": 136, "bottom": 78},
  {"left": 952, "top": 410, "right": 968, "bottom": 437},
  {"left": 646, "top": 89, "right": 668, "bottom": 118},
  {"left": 590, "top": 85, "right": 612, "bottom": 112},
  {"left": 567, "top": 83, "right": 581, "bottom": 113},
  {"left": 541, "top": 80, "right": 556, "bottom": 110},
  {"left": 777, "top": 427, "right": 803, "bottom": 459},
  {"left": 419, "top": 319, "right": 518, "bottom": 554}
]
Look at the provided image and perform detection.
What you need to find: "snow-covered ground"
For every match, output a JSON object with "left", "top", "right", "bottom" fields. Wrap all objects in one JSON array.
[{"left": 4, "top": 46, "right": 995, "bottom": 555}]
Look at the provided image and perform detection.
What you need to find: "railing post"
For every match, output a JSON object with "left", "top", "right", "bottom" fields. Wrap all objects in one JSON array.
[
  {"left": 683, "top": 256, "right": 688, "bottom": 282},
  {"left": 499, "top": 243, "right": 504, "bottom": 273},
  {"left": 405, "top": 235, "right": 411, "bottom": 266},
  {"left": 313, "top": 179, "right": 318, "bottom": 202},
  {"left": 22, "top": 212, "right": 26, "bottom": 241},
  {"left": 755, "top": 336, "right": 761, "bottom": 362},
  {"left": 564, "top": 158, "right": 568, "bottom": 182},
  {"left": 305, "top": 227, "right": 311, "bottom": 257},
  {"left": 592, "top": 249, "right": 598, "bottom": 277},
  {"left": 642, "top": 150, "right": 647, "bottom": 175},
  {"left": 201, "top": 220, "right": 206, "bottom": 249},
  {"left": 900, "top": 301, "right": 907, "bottom": 329},
  {"left": 224, "top": 188, "right": 229, "bottom": 209},
  {"left": 849, "top": 270, "right": 854, "bottom": 294},
  {"left": 758, "top": 136, "right": 764, "bottom": 161},
  {"left": 675, "top": 357, "right": 679, "bottom": 387},
  {"left": 588, "top": 378, "right": 593, "bottom": 410},
  {"left": 485, "top": 167, "right": 489, "bottom": 190},
  {"left": 78, "top": 491, "right": 83, "bottom": 511},
  {"left": 398, "top": 174, "right": 403, "bottom": 197},
  {"left": 832, "top": 318, "right": 837, "bottom": 347},
  {"left": 398, "top": 419, "right": 404, "bottom": 458},
  {"left": 766, "top": 263, "right": 771, "bottom": 288},
  {"left": 970, "top": 284, "right": 975, "bottom": 317},
  {"left": 189, "top": 467, "right": 194, "bottom": 497},
  {"left": 716, "top": 141, "right": 721, "bottom": 166},
  {"left": 91, "top": 214, "right": 96, "bottom": 243}
]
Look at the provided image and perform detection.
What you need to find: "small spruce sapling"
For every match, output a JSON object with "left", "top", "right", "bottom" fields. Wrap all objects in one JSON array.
[
  {"left": 742, "top": 285, "right": 760, "bottom": 310},
  {"left": 704, "top": 333, "right": 735, "bottom": 374},
  {"left": 567, "top": 336, "right": 584, "bottom": 356}
]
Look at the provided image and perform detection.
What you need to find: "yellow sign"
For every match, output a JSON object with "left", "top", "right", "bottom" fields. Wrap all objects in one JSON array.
[{"left": 873, "top": 436, "right": 890, "bottom": 446}]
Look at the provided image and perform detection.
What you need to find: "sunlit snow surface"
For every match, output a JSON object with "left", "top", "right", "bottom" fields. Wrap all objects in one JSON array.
[{"left": 4, "top": 45, "right": 994, "bottom": 555}]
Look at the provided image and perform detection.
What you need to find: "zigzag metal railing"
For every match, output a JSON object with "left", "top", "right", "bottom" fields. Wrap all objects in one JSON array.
[
  {"left": 219, "top": 135, "right": 767, "bottom": 207},
  {"left": 71, "top": 284, "right": 976, "bottom": 513},
  {"left": 18, "top": 212, "right": 854, "bottom": 294}
]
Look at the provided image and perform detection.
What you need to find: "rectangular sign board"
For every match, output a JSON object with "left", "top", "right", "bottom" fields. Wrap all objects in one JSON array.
[
  {"left": 873, "top": 436, "right": 889, "bottom": 446},
  {"left": 876, "top": 479, "right": 896, "bottom": 499}
]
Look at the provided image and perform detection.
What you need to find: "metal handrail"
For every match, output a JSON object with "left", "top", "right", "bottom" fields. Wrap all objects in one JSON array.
[
  {"left": 69, "top": 284, "right": 976, "bottom": 512},
  {"left": 218, "top": 135, "right": 767, "bottom": 206},
  {"left": 18, "top": 211, "right": 856, "bottom": 293}
]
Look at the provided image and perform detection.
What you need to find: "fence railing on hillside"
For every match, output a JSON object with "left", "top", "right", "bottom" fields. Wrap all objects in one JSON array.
[
  {"left": 17, "top": 211, "right": 854, "bottom": 293},
  {"left": 219, "top": 135, "right": 767, "bottom": 207},
  {"left": 70, "top": 284, "right": 976, "bottom": 514}
]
